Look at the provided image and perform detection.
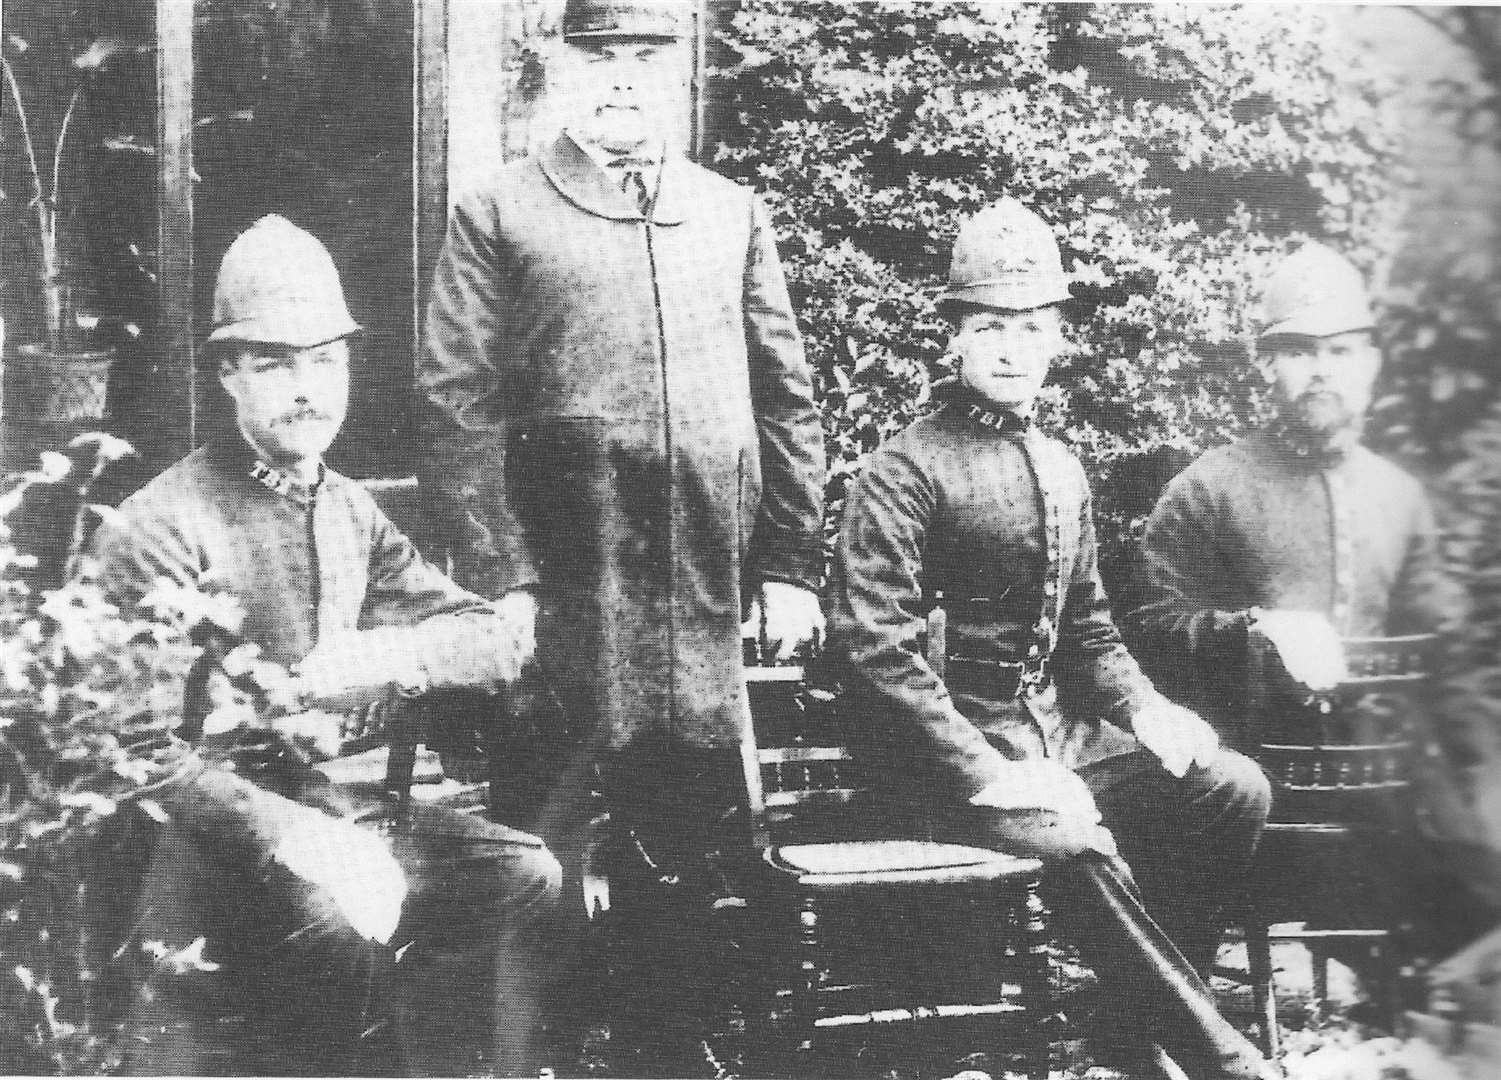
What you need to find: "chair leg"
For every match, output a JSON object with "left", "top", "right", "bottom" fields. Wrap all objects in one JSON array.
[
  {"left": 1016, "top": 879, "right": 1052, "bottom": 1080},
  {"left": 1375, "top": 937, "right": 1403, "bottom": 1035},
  {"left": 1246, "top": 917, "right": 1280, "bottom": 1059},
  {"left": 1311, "top": 943, "right": 1329, "bottom": 1022},
  {"left": 793, "top": 893, "right": 820, "bottom": 1064}
]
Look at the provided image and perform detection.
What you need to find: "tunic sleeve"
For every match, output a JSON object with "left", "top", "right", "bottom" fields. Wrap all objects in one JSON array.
[
  {"left": 742, "top": 194, "right": 827, "bottom": 592},
  {"left": 1389, "top": 485, "right": 1466, "bottom": 639},
  {"left": 417, "top": 187, "right": 539, "bottom": 599},
  {"left": 1127, "top": 467, "right": 1253, "bottom": 691},
  {"left": 828, "top": 447, "right": 1010, "bottom": 799},
  {"left": 1051, "top": 469, "right": 1166, "bottom": 729},
  {"left": 88, "top": 498, "right": 202, "bottom": 610},
  {"left": 355, "top": 504, "right": 528, "bottom": 692}
]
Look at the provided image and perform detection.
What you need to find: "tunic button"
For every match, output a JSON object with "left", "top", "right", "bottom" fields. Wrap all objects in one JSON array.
[{"left": 1044, "top": 580, "right": 1058, "bottom": 597}]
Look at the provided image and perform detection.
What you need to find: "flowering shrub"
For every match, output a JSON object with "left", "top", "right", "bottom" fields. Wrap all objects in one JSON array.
[
  {"left": 0, "top": 435, "right": 214, "bottom": 1072},
  {"left": 712, "top": 1, "right": 1407, "bottom": 586}
]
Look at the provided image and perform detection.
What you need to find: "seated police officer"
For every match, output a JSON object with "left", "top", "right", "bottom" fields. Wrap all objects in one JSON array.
[
  {"left": 828, "top": 200, "right": 1277, "bottom": 1080},
  {"left": 86, "top": 216, "right": 561, "bottom": 1076}
]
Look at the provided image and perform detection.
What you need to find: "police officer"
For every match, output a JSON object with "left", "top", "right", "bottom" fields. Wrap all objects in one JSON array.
[
  {"left": 829, "top": 199, "right": 1276, "bottom": 1080},
  {"left": 1129, "top": 243, "right": 1464, "bottom": 741},
  {"left": 1128, "top": 242, "right": 1492, "bottom": 963},
  {"left": 90, "top": 216, "right": 561, "bottom": 1076}
]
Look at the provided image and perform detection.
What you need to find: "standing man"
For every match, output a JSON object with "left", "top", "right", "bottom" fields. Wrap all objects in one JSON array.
[
  {"left": 90, "top": 215, "right": 561, "bottom": 1076},
  {"left": 829, "top": 199, "right": 1276, "bottom": 1080},
  {"left": 419, "top": 0, "right": 824, "bottom": 883},
  {"left": 418, "top": 0, "right": 825, "bottom": 1061}
]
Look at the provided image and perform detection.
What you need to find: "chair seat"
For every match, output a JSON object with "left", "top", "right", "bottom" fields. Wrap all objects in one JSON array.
[{"left": 765, "top": 839, "right": 1043, "bottom": 888}]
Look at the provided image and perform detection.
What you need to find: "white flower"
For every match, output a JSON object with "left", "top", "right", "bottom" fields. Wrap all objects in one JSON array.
[
  {"left": 140, "top": 937, "right": 222, "bottom": 975},
  {"left": 59, "top": 792, "right": 117, "bottom": 816},
  {"left": 35, "top": 452, "right": 73, "bottom": 483},
  {"left": 201, "top": 702, "right": 255, "bottom": 736},
  {"left": 219, "top": 642, "right": 262, "bottom": 679},
  {"left": 69, "top": 432, "right": 137, "bottom": 463}
]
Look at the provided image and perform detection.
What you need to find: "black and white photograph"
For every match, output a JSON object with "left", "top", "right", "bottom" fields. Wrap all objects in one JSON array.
[{"left": 2, "top": 2, "right": 1500, "bottom": 1077}]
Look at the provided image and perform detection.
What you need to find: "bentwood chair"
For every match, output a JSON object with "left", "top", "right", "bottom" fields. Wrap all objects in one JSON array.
[
  {"left": 712, "top": 650, "right": 1055, "bottom": 1080},
  {"left": 1229, "top": 631, "right": 1438, "bottom": 1055}
]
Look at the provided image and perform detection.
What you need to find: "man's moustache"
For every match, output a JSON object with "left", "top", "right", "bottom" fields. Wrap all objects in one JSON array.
[{"left": 274, "top": 410, "right": 332, "bottom": 426}]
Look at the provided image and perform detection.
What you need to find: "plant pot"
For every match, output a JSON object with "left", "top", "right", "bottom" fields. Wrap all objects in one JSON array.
[{"left": 4, "top": 343, "right": 114, "bottom": 425}]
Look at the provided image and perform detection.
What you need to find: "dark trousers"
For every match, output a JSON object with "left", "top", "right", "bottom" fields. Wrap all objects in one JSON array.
[
  {"left": 947, "top": 748, "right": 1272, "bottom": 1080},
  {"left": 120, "top": 798, "right": 561, "bottom": 1077},
  {"left": 512, "top": 734, "right": 748, "bottom": 1070}
]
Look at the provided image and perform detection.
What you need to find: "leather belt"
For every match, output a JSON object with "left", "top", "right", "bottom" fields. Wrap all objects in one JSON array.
[{"left": 944, "top": 655, "right": 1050, "bottom": 699}]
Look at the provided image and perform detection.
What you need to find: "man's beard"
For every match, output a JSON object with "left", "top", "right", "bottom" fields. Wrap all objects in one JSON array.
[{"left": 1273, "top": 388, "right": 1364, "bottom": 455}]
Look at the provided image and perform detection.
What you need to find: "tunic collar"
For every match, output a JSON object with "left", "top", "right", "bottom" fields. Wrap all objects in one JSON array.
[
  {"left": 539, "top": 131, "right": 687, "bottom": 225},
  {"left": 208, "top": 435, "right": 325, "bottom": 506},
  {"left": 938, "top": 383, "right": 1033, "bottom": 435},
  {"left": 1255, "top": 420, "right": 1357, "bottom": 469}
]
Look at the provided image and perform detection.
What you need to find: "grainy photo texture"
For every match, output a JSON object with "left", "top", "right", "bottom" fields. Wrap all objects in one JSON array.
[{"left": 1, "top": 2, "right": 1499, "bottom": 1078}]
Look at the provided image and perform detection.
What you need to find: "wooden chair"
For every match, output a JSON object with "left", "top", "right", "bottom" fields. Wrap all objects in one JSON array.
[
  {"left": 1232, "top": 631, "right": 1438, "bottom": 1055},
  {"left": 718, "top": 657, "right": 1055, "bottom": 1079}
]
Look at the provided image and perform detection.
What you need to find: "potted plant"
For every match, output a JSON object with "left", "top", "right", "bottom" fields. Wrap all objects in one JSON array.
[{"left": 1, "top": 25, "right": 150, "bottom": 429}]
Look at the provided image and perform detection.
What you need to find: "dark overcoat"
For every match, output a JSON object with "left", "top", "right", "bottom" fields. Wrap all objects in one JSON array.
[{"left": 419, "top": 134, "right": 825, "bottom": 751}]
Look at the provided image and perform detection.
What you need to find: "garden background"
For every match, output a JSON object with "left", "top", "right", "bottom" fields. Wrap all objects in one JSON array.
[{"left": 3, "top": 2, "right": 1501, "bottom": 1076}]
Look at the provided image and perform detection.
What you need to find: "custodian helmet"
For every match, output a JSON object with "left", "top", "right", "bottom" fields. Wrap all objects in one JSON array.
[
  {"left": 940, "top": 197, "right": 1072, "bottom": 313},
  {"left": 1258, "top": 241, "right": 1374, "bottom": 341},
  {"left": 207, "top": 215, "right": 360, "bottom": 350}
]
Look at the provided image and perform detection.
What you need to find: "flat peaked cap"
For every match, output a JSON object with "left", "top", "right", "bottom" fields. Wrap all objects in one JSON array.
[
  {"left": 1258, "top": 241, "right": 1374, "bottom": 341},
  {"left": 562, "top": 0, "right": 685, "bottom": 42},
  {"left": 941, "top": 197, "right": 1071, "bottom": 313},
  {"left": 208, "top": 215, "right": 360, "bottom": 350}
]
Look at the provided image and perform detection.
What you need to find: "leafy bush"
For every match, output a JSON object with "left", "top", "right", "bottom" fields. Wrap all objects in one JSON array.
[
  {"left": 0, "top": 436, "right": 208, "bottom": 1072},
  {"left": 711, "top": 1, "right": 1408, "bottom": 587}
]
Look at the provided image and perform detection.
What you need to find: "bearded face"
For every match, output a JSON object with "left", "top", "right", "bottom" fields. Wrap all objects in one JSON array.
[{"left": 1262, "top": 330, "right": 1381, "bottom": 445}]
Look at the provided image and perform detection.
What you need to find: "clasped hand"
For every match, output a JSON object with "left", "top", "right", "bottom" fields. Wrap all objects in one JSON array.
[
  {"left": 1253, "top": 608, "right": 1347, "bottom": 692},
  {"left": 743, "top": 582, "right": 824, "bottom": 662},
  {"left": 1132, "top": 700, "right": 1219, "bottom": 779}
]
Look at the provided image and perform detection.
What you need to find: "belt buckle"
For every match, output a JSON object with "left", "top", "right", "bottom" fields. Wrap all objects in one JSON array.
[{"left": 1017, "top": 656, "right": 1050, "bottom": 696}]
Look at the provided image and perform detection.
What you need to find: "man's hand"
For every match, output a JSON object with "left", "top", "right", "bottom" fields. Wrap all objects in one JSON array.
[
  {"left": 294, "top": 633, "right": 413, "bottom": 712},
  {"left": 1133, "top": 701, "right": 1220, "bottom": 779},
  {"left": 969, "top": 757, "right": 1100, "bottom": 821},
  {"left": 1253, "top": 608, "right": 1347, "bottom": 692},
  {"left": 271, "top": 807, "right": 407, "bottom": 944},
  {"left": 753, "top": 582, "right": 824, "bottom": 662},
  {"left": 492, "top": 589, "right": 539, "bottom": 682},
  {"left": 267, "top": 709, "right": 345, "bottom": 759}
]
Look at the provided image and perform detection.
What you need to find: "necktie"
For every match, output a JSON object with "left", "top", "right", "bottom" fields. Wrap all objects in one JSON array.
[{"left": 619, "top": 168, "right": 652, "bottom": 215}]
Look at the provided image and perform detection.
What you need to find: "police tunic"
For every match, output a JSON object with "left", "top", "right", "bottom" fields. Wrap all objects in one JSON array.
[
  {"left": 1128, "top": 431, "right": 1463, "bottom": 738},
  {"left": 828, "top": 399, "right": 1161, "bottom": 801}
]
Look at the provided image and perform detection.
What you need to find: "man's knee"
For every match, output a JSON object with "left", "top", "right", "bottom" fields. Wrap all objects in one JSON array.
[
  {"left": 962, "top": 806, "right": 1116, "bottom": 868},
  {"left": 471, "top": 835, "right": 563, "bottom": 923},
  {"left": 512, "top": 843, "right": 564, "bottom": 913},
  {"left": 1188, "top": 748, "right": 1272, "bottom": 825}
]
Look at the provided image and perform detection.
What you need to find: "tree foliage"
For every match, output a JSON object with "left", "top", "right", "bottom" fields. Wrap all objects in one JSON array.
[{"left": 711, "top": 1, "right": 1408, "bottom": 583}]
